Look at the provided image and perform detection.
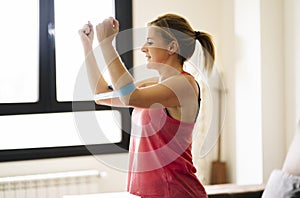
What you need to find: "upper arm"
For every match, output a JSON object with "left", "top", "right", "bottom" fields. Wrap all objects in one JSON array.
[{"left": 127, "top": 75, "right": 198, "bottom": 108}]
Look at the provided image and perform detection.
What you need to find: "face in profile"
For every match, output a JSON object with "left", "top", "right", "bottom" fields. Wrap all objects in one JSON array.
[{"left": 141, "top": 27, "right": 172, "bottom": 70}]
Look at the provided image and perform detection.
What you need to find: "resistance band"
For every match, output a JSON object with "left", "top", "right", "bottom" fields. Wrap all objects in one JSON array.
[{"left": 94, "top": 82, "right": 136, "bottom": 100}]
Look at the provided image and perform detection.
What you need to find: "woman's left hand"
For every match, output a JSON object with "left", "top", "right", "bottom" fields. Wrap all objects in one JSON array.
[
  {"left": 78, "top": 21, "right": 94, "bottom": 51},
  {"left": 96, "top": 17, "right": 119, "bottom": 44}
]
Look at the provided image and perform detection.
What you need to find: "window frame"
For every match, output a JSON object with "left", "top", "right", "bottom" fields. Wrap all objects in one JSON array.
[{"left": 0, "top": 0, "right": 133, "bottom": 162}]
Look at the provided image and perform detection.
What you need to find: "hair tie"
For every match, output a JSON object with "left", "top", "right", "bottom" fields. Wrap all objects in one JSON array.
[{"left": 195, "top": 31, "right": 201, "bottom": 40}]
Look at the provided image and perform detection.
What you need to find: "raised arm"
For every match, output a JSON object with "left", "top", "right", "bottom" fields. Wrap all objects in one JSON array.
[
  {"left": 78, "top": 22, "right": 110, "bottom": 95},
  {"left": 95, "top": 18, "right": 135, "bottom": 105}
]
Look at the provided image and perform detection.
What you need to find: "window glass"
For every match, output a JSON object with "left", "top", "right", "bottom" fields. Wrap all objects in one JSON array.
[
  {"left": 0, "top": 0, "right": 39, "bottom": 103},
  {"left": 0, "top": 111, "right": 122, "bottom": 150},
  {"left": 55, "top": 0, "right": 114, "bottom": 101}
]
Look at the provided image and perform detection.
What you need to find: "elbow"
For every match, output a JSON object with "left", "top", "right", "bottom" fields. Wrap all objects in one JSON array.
[
  {"left": 94, "top": 98, "right": 112, "bottom": 106},
  {"left": 94, "top": 99, "right": 105, "bottom": 106},
  {"left": 95, "top": 100, "right": 102, "bottom": 105}
]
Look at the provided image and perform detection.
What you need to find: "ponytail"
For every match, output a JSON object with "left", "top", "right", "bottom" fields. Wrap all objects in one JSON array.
[{"left": 195, "top": 31, "right": 215, "bottom": 74}]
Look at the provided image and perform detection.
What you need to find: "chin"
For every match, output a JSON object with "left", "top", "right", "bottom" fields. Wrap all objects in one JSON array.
[{"left": 146, "top": 62, "right": 155, "bottom": 70}]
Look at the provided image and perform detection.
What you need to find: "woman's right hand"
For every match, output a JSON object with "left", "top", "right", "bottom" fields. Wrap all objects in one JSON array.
[{"left": 79, "top": 21, "right": 94, "bottom": 51}]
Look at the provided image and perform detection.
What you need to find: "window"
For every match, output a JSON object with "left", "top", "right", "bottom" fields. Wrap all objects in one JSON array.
[
  {"left": 54, "top": 0, "right": 115, "bottom": 101},
  {"left": 0, "top": 0, "right": 132, "bottom": 162},
  {"left": 0, "top": 0, "right": 39, "bottom": 103}
]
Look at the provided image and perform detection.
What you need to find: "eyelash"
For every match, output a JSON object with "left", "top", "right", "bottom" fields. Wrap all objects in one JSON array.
[{"left": 147, "top": 41, "right": 153, "bottom": 45}]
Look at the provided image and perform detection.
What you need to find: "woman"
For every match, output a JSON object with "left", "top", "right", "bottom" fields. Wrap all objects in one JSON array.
[{"left": 79, "top": 14, "right": 215, "bottom": 198}]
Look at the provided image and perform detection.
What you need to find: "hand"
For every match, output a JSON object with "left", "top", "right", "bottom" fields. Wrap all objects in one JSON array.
[
  {"left": 79, "top": 21, "right": 94, "bottom": 50},
  {"left": 96, "top": 17, "right": 119, "bottom": 44}
]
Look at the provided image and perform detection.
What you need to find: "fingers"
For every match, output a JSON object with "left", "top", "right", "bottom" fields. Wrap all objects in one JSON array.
[
  {"left": 83, "top": 24, "right": 90, "bottom": 35},
  {"left": 87, "top": 21, "right": 93, "bottom": 32},
  {"left": 83, "top": 21, "right": 95, "bottom": 35},
  {"left": 110, "top": 17, "right": 119, "bottom": 31},
  {"left": 97, "top": 17, "right": 119, "bottom": 31},
  {"left": 109, "top": 17, "right": 119, "bottom": 27},
  {"left": 78, "top": 21, "right": 95, "bottom": 40},
  {"left": 78, "top": 28, "right": 87, "bottom": 37},
  {"left": 80, "top": 17, "right": 119, "bottom": 43},
  {"left": 78, "top": 29, "right": 89, "bottom": 44},
  {"left": 79, "top": 17, "right": 118, "bottom": 36}
]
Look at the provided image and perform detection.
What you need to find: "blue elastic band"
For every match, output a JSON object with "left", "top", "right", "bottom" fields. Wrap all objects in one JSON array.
[
  {"left": 116, "top": 82, "right": 136, "bottom": 97},
  {"left": 94, "top": 82, "right": 135, "bottom": 100}
]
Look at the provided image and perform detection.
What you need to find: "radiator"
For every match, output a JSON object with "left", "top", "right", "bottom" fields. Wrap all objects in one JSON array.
[{"left": 0, "top": 170, "right": 106, "bottom": 198}]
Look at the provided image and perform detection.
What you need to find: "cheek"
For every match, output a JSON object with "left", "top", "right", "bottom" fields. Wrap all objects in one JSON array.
[{"left": 149, "top": 48, "right": 168, "bottom": 62}]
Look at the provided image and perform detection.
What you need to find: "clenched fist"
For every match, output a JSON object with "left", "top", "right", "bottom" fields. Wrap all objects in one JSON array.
[{"left": 96, "top": 17, "right": 119, "bottom": 44}]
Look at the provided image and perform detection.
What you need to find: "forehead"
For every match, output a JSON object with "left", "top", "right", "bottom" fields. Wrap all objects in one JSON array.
[
  {"left": 147, "top": 26, "right": 176, "bottom": 43},
  {"left": 147, "top": 26, "right": 163, "bottom": 38}
]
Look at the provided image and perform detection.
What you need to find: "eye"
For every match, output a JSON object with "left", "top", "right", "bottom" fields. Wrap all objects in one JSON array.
[{"left": 146, "top": 39, "right": 153, "bottom": 45}]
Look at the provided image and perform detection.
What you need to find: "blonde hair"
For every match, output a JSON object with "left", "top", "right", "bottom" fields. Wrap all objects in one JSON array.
[{"left": 149, "top": 14, "right": 215, "bottom": 74}]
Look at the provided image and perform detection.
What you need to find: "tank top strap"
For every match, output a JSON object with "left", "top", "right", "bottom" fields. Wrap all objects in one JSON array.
[{"left": 180, "top": 71, "right": 192, "bottom": 76}]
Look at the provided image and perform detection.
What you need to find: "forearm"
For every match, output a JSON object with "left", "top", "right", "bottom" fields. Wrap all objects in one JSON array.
[
  {"left": 100, "top": 42, "right": 134, "bottom": 89},
  {"left": 84, "top": 47, "right": 110, "bottom": 94},
  {"left": 95, "top": 97, "right": 131, "bottom": 107}
]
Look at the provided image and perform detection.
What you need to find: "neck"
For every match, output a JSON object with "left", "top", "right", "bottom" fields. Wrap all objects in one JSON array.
[{"left": 158, "top": 59, "right": 183, "bottom": 82}]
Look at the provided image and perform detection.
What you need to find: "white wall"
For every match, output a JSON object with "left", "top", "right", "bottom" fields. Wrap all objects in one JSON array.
[
  {"left": 217, "top": 0, "right": 239, "bottom": 184},
  {"left": 132, "top": 0, "right": 222, "bottom": 72},
  {"left": 234, "top": 0, "right": 263, "bottom": 184},
  {"left": 284, "top": 0, "right": 300, "bottom": 148},
  {"left": 221, "top": 0, "right": 299, "bottom": 183},
  {"left": 260, "top": 0, "right": 286, "bottom": 183}
]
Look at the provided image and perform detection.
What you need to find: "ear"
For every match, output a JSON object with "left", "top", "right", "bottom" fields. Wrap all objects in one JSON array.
[{"left": 168, "top": 40, "right": 179, "bottom": 55}]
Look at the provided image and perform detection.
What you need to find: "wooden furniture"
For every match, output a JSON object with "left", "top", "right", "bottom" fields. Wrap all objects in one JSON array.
[
  {"left": 206, "top": 184, "right": 265, "bottom": 198},
  {"left": 63, "top": 184, "right": 265, "bottom": 198}
]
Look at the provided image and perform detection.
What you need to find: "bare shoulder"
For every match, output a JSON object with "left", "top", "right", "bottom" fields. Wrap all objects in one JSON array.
[
  {"left": 180, "top": 73, "right": 199, "bottom": 94},
  {"left": 156, "top": 73, "right": 199, "bottom": 98}
]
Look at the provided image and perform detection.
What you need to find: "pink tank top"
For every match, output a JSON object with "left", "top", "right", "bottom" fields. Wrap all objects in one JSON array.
[{"left": 127, "top": 106, "right": 207, "bottom": 197}]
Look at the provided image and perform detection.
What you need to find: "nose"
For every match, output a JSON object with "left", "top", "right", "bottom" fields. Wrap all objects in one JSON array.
[{"left": 141, "top": 43, "right": 148, "bottom": 53}]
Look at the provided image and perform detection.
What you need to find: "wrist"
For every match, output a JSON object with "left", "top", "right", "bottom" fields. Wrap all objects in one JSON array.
[
  {"left": 99, "top": 40, "right": 113, "bottom": 49},
  {"left": 83, "top": 45, "right": 93, "bottom": 54}
]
